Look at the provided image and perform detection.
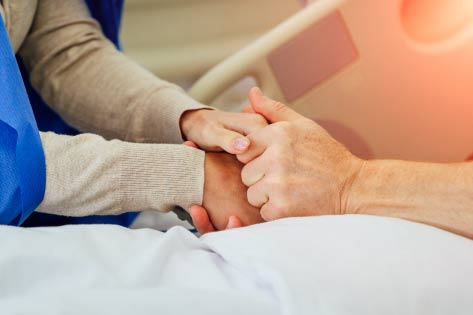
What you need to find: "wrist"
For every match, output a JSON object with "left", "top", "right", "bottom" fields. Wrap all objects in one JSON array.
[
  {"left": 180, "top": 108, "right": 214, "bottom": 141},
  {"left": 180, "top": 109, "right": 200, "bottom": 140},
  {"left": 340, "top": 158, "right": 371, "bottom": 215},
  {"left": 136, "top": 88, "right": 209, "bottom": 144},
  {"left": 343, "top": 159, "right": 402, "bottom": 215},
  {"left": 120, "top": 143, "right": 205, "bottom": 213},
  {"left": 202, "top": 152, "right": 220, "bottom": 206}
]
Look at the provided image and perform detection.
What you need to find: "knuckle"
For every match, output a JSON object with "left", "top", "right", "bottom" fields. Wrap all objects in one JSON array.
[
  {"left": 279, "top": 121, "right": 294, "bottom": 134},
  {"left": 267, "top": 175, "right": 283, "bottom": 191},
  {"left": 246, "top": 187, "right": 258, "bottom": 206},
  {"left": 201, "top": 122, "right": 218, "bottom": 139},
  {"left": 274, "top": 159, "right": 289, "bottom": 175},
  {"left": 267, "top": 147, "right": 288, "bottom": 169},
  {"left": 277, "top": 198, "right": 291, "bottom": 211},
  {"left": 271, "top": 143, "right": 286, "bottom": 159},
  {"left": 247, "top": 134, "right": 263, "bottom": 150},
  {"left": 271, "top": 122, "right": 292, "bottom": 139},
  {"left": 237, "top": 153, "right": 251, "bottom": 164},
  {"left": 271, "top": 196, "right": 291, "bottom": 214},
  {"left": 241, "top": 164, "right": 252, "bottom": 186},
  {"left": 252, "top": 115, "right": 268, "bottom": 128},
  {"left": 272, "top": 101, "right": 287, "bottom": 113},
  {"left": 279, "top": 152, "right": 295, "bottom": 174},
  {"left": 271, "top": 125, "right": 285, "bottom": 138},
  {"left": 260, "top": 207, "right": 274, "bottom": 221},
  {"left": 261, "top": 204, "right": 282, "bottom": 221}
]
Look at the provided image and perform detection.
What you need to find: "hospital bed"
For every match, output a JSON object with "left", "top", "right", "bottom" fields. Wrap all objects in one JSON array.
[
  {"left": 189, "top": 0, "right": 473, "bottom": 162},
  {"left": 2, "top": 216, "right": 473, "bottom": 314},
  {"left": 4, "top": 1, "right": 473, "bottom": 313},
  {"left": 141, "top": 0, "right": 473, "bottom": 230}
]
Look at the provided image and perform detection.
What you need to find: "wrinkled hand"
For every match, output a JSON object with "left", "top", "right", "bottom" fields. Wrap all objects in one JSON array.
[
  {"left": 237, "top": 88, "right": 364, "bottom": 221},
  {"left": 180, "top": 108, "right": 268, "bottom": 154}
]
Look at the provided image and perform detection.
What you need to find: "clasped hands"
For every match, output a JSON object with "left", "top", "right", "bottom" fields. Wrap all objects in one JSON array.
[{"left": 181, "top": 87, "right": 363, "bottom": 234}]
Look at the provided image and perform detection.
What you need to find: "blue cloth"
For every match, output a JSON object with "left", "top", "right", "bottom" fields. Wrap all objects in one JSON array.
[
  {"left": 0, "top": 16, "right": 46, "bottom": 225},
  {"left": 18, "top": 0, "right": 139, "bottom": 227}
]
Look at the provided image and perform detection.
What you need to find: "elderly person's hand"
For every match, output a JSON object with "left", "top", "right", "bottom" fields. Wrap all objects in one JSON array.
[
  {"left": 237, "top": 88, "right": 364, "bottom": 221},
  {"left": 180, "top": 109, "right": 268, "bottom": 154},
  {"left": 186, "top": 88, "right": 473, "bottom": 240}
]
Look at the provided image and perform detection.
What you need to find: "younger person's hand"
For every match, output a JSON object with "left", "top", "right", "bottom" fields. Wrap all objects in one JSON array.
[{"left": 180, "top": 109, "right": 268, "bottom": 154}]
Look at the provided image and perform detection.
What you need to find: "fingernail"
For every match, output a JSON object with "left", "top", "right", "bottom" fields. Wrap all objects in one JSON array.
[
  {"left": 226, "top": 216, "right": 236, "bottom": 229},
  {"left": 233, "top": 138, "right": 250, "bottom": 152}
]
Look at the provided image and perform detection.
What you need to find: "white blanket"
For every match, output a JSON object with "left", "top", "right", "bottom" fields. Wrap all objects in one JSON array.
[{"left": 1, "top": 215, "right": 473, "bottom": 315}]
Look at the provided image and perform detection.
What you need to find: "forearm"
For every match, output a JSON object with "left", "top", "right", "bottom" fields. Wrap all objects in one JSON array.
[
  {"left": 347, "top": 160, "right": 473, "bottom": 238},
  {"left": 20, "top": 0, "right": 209, "bottom": 144},
  {"left": 37, "top": 132, "right": 204, "bottom": 217}
]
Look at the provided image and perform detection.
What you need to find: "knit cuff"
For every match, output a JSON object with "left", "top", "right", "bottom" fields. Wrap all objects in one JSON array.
[
  {"left": 119, "top": 143, "right": 205, "bottom": 213},
  {"left": 143, "top": 88, "right": 214, "bottom": 144}
]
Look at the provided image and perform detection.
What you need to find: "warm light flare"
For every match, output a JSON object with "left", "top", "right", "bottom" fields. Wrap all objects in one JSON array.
[{"left": 401, "top": 0, "right": 473, "bottom": 42}]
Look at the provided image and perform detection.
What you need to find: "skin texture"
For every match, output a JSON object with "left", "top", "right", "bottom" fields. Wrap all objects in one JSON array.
[
  {"left": 200, "top": 152, "right": 264, "bottom": 231},
  {"left": 241, "top": 88, "right": 473, "bottom": 239},
  {"left": 180, "top": 109, "right": 268, "bottom": 154},
  {"left": 189, "top": 205, "right": 242, "bottom": 234},
  {"left": 348, "top": 160, "right": 473, "bottom": 239},
  {"left": 237, "top": 88, "right": 363, "bottom": 221},
  {"left": 179, "top": 109, "right": 267, "bottom": 233},
  {"left": 190, "top": 88, "right": 473, "bottom": 239},
  {"left": 183, "top": 141, "right": 257, "bottom": 233}
]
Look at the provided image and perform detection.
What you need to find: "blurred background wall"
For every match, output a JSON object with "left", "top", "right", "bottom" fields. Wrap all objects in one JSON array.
[{"left": 121, "top": 0, "right": 302, "bottom": 87}]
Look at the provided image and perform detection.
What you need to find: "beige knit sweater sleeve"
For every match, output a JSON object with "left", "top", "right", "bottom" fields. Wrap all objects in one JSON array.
[
  {"left": 16, "top": 0, "right": 209, "bottom": 216},
  {"left": 20, "top": 0, "right": 208, "bottom": 143},
  {"left": 36, "top": 132, "right": 204, "bottom": 216}
]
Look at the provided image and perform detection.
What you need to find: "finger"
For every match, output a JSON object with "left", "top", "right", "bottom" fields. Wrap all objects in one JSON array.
[
  {"left": 184, "top": 141, "right": 199, "bottom": 148},
  {"left": 241, "top": 156, "right": 268, "bottom": 186},
  {"left": 259, "top": 201, "right": 284, "bottom": 222},
  {"left": 221, "top": 112, "right": 268, "bottom": 135},
  {"left": 249, "top": 87, "right": 301, "bottom": 123},
  {"left": 236, "top": 132, "right": 269, "bottom": 164},
  {"left": 211, "top": 127, "right": 251, "bottom": 154},
  {"left": 226, "top": 216, "right": 243, "bottom": 229},
  {"left": 247, "top": 179, "right": 270, "bottom": 208},
  {"left": 189, "top": 205, "right": 216, "bottom": 234},
  {"left": 242, "top": 105, "right": 256, "bottom": 114}
]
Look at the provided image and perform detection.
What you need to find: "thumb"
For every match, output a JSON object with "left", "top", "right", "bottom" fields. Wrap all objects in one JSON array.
[
  {"left": 226, "top": 215, "right": 243, "bottom": 229},
  {"left": 242, "top": 104, "right": 256, "bottom": 114},
  {"left": 248, "top": 87, "right": 301, "bottom": 123},
  {"left": 183, "top": 140, "right": 199, "bottom": 148},
  {"left": 215, "top": 129, "right": 251, "bottom": 154}
]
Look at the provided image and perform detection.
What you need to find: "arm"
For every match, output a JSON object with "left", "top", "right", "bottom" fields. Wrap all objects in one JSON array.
[
  {"left": 37, "top": 132, "right": 205, "bottom": 216},
  {"left": 19, "top": 0, "right": 205, "bottom": 144},
  {"left": 348, "top": 160, "right": 473, "bottom": 239},
  {"left": 38, "top": 132, "right": 263, "bottom": 229},
  {"left": 238, "top": 88, "right": 473, "bottom": 239},
  {"left": 20, "top": 0, "right": 268, "bottom": 152}
]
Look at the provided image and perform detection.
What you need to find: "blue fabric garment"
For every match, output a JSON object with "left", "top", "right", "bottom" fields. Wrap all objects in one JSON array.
[
  {"left": 19, "top": 0, "right": 139, "bottom": 227},
  {"left": 0, "top": 16, "right": 46, "bottom": 225}
]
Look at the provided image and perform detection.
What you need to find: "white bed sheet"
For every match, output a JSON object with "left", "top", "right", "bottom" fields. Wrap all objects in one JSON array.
[{"left": 1, "top": 215, "right": 473, "bottom": 315}]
